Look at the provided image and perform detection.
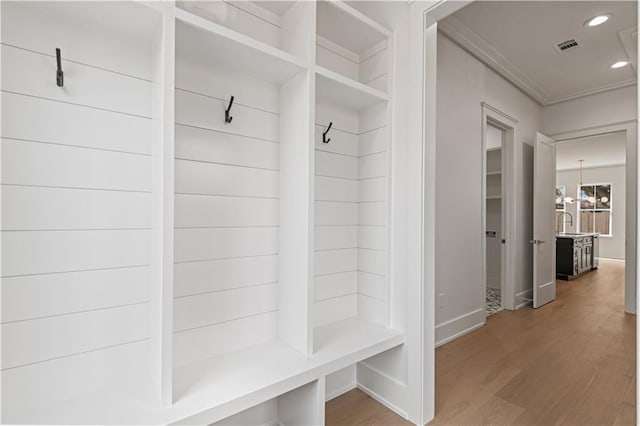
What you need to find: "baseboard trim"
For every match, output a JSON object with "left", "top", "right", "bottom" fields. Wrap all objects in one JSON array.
[
  {"left": 325, "top": 382, "right": 356, "bottom": 402},
  {"left": 356, "top": 363, "right": 408, "bottom": 419},
  {"left": 435, "top": 308, "right": 485, "bottom": 347},
  {"left": 515, "top": 289, "right": 533, "bottom": 309}
]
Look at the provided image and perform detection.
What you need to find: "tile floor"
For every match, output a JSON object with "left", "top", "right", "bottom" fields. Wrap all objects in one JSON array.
[{"left": 486, "top": 287, "right": 502, "bottom": 316}]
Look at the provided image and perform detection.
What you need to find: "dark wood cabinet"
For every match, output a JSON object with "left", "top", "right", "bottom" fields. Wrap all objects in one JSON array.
[{"left": 556, "top": 235, "right": 595, "bottom": 280}]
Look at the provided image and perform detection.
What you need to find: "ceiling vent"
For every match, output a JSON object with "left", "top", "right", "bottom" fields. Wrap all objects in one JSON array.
[{"left": 555, "top": 38, "right": 581, "bottom": 53}]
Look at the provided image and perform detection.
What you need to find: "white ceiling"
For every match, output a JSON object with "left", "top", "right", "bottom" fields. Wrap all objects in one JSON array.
[
  {"left": 442, "top": 1, "right": 637, "bottom": 105},
  {"left": 556, "top": 131, "right": 626, "bottom": 171}
]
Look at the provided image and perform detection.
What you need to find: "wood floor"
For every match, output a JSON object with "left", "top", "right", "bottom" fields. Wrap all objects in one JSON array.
[{"left": 326, "top": 259, "right": 636, "bottom": 425}]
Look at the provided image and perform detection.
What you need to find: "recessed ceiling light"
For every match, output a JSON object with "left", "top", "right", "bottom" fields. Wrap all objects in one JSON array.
[
  {"left": 611, "top": 61, "right": 629, "bottom": 69},
  {"left": 585, "top": 14, "right": 611, "bottom": 27}
]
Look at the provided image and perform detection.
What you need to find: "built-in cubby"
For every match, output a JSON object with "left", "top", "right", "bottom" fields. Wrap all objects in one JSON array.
[
  {"left": 0, "top": 1, "right": 415, "bottom": 424},
  {"left": 316, "top": 1, "right": 390, "bottom": 92},
  {"left": 176, "top": 1, "right": 312, "bottom": 63},
  {"left": 313, "top": 81, "right": 390, "bottom": 332}
]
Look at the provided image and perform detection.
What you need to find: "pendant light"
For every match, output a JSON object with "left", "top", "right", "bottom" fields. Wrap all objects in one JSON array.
[{"left": 559, "top": 160, "right": 608, "bottom": 205}]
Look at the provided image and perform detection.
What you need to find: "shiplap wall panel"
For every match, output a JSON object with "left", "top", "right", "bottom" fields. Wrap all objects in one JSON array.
[
  {"left": 359, "top": 48, "right": 388, "bottom": 88},
  {"left": 316, "top": 102, "right": 358, "bottom": 133},
  {"left": 1, "top": 1, "right": 154, "bottom": 415},
  {"left": 2, "top": 267, "right": 149, "bottom": 323},
  {"left": 314, "top": 201, "right": 358, "bottom": 226},
  {"left": 359, "top": 102, "right": 387, "bottom": 133},
  {"left": 2, "top": 139, "right": 152, "bottom": 192},
  {"left": 359, "top": 128, "right": 387, "bottom": 156},
  {"left": 2, "top": 303, "right": 149, "bottom": 370},
  {"left": 358, "top": 177, "right": 387, "bottom": 202},
  {"left": 358, "top": 248, "right": 387, "bottom": 277},
  {"left": 1, "top": 2, "right": 154, "bottom": 80},
  {"left": 2, "top": 92, "right": 151, "bottom": 155},
  {"left": 314, "top": 126, "right": 358, "bottom": 157},
  {"left": 175, "top": 194, "right": 278, "bottom": 228},
  {"left": 359, "top": 202, "right": 387, "bottom": 226},
  {"left": 175, "top": 89, "right": 279, "bottom": 142},
  {"left": 314, "top": 294, "right": 357, "bottom": 327},
  {"left": 173, "top": 283, "right": 278, "bottom": 332},
  {"left": 2, "top": 45, "right": 151, "bottom": 117},
  {"left": 316, "top": 45, "right": 359, "bottom": 82},
  {"left": 175, "top": 159, "right": 279, "bottom": 198},
  {"left": 314, "top": 226, "right": 357, "bottom": 250},
  {"left": 358, "top": 271, "right": 386, "bottom": 301},
  {"left": 174, "top": 51, "right": 281, "bottom": 364},
  {"left": 2, "top": 230, "right": 151, "bottom": 277},
  {"left": 315, "top": 176, "right": 357, "bottom": 202},
  {"left": 314, "top": 249, "right": 357, "bottom": 276},
  {"left": 174, "top": 228, "right": 278, "bottom": 263},
  {"left": 359, "top": 152, "right": 387, "bottom": 179},
  {"left": 173, "top": 311, "right": 277, "bottom": 367},
  {"left": 314, "top": 272, "right": 357, "bottom": 302},
  {"left": 175, "top": 60, "right": 279, "bottom": 114},
  {"left": 175, "top": 125, "right": 279, "bottom": 170},
  {"left": 177, "top": 1, "right": 281, "bottom": 51},
  {"left": 174, "top": 255, "right": 278, "bottom": 298},
  {"left": 315, "top": 150, "right": 358, "bottom": 179},
  {"left": 2, "top": 340, "right": 149, "bottom": 414},
  {"left": 3, "top": 186, "right": 151, "bottom": 230},
  {"left": 357, "top": 294, "right": 386, "bottom": 325},
  {"left": 358, "top": 226, "right": 387, "bottom": 250}
]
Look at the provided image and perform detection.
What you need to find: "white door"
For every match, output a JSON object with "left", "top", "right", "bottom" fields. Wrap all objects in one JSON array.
[{"left": 532, "top": 132, "right": 556, "bottom": 308}]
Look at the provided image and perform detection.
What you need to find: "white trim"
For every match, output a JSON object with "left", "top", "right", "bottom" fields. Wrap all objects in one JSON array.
[
  {"left": 357, "top": 362, "right": 408, "bottom": 421},
  {"left": 439, "top": 17, "right": 550, "bottom": 105},
  {"left": 549, "top": 121, "right": 637, "bottom": 315},
  {"left": 324, "top": 382, "right": 356, "bottom": 402},
  {"left": 515, "top": 289, "right": 533, "bottom": 310},
  {"left": 482, "top": 103, "right": 519, "bottom": 312},
  {"left": 435, "top": 308, "right": 485, "bottom": 347}
]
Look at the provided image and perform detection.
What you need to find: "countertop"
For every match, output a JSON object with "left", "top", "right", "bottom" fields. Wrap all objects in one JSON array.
[{"left": 556, "top": 233, "right": 599, "bottom": 239}]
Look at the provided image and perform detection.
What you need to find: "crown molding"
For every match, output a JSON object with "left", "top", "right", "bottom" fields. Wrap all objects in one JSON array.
[
  {"left": 438, "top": 15, "right": 551, "bottom": 105},
  {"left": 438, "top": 15, "right": 638, "bottom": 106}
]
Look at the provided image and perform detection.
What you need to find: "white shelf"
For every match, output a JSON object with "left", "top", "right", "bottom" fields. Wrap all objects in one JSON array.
[
  {"left": 175, "top": 8, "right": 307, "bottom": 85},
  {"left": 7, "top": 318, "right": 403, "bottom": 425},
  {"left": 486, "top": 171, "right": 502, "bottom": 176},
  {"left": 316, "top": 66, "right": 389, "bottom": 109},
  {"left": 487, "top": 195, "right": 502, "bottom": 200},
  {"left": 316, "top": 1, "right": 390, "bottom": 55}
]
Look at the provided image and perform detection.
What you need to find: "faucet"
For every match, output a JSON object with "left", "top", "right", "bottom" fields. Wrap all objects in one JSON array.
[{"left": 557, "top": 212, "right": 573, "bottom": 235}]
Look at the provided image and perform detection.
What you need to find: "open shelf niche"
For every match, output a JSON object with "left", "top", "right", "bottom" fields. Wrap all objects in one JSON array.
[
  {"left": 313, "top": 73, "right": 391, "bottom": 343},
  {"left": 176, "top": 0, "right": 312, "bottom": 64},
  {"left": 316, "top": 0, "right": 391, "bottom": 93},
  {"left": 486, "top": 148, "right": 502, "bottom": 199}
]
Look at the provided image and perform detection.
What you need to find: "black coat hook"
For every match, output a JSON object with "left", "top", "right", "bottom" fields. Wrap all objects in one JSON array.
[
  {"left": 323, "top": 122, "right": 333, "bottom": 143},
  {"left": 225, "top": 96, "right": 234, "bottom": 123},
  {"left": 56, "top": 48, "right": 64, "bottom": 87}
]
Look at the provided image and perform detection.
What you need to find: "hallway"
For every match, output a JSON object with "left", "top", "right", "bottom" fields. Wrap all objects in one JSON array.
[{"left": 326, "top": 259, "right": 635, "bottom": 425}]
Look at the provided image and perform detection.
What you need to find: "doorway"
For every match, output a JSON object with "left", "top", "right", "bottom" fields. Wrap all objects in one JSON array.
[
  {"left": 484, "top": 124, "right": 504, "bottom": 316},
  {"left": 555, "top": 131, "right": 627, "bottom": 273}
]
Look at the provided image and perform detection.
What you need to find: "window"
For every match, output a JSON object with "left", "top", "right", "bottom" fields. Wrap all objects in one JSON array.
[
  {"left": 577, "top": 183, "right": 612, "bottom": 236},
  {"left": 555, "top": 186, "right": 566, "bottom": 234}
]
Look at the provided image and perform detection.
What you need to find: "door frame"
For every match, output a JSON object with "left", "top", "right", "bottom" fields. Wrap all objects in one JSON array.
[
  {"left": 407, "top": 1, "right": 473, "bottom": 424},
  {"left": 550, "top": 121, "right": 637, "bottom": 314},
  {"left": 481, "top": 104, "right": 518, "bottom": 312}
]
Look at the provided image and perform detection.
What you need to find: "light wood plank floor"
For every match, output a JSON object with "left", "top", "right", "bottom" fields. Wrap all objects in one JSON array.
[{"left": 326, "top": 259, "right": 635, "bottom": 425}]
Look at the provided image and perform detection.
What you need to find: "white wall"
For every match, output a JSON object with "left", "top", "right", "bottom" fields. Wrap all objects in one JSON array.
[
  {"left": 557, "top": 165, "right": 626, "bottom": 260},
  {"left": 542, "top": 86, "right": 637, "bottom": 137},
  {"left": 435, "top": 34, "right": 541, "bottom": 345}
]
